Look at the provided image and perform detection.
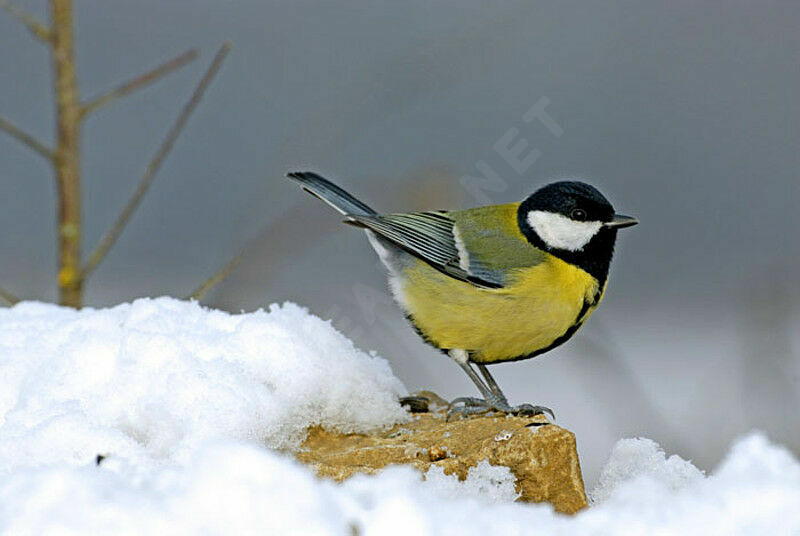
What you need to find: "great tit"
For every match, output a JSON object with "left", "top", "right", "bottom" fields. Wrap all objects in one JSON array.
[{"left": 286, "top": 171, "right": 637, "bottom": 418}]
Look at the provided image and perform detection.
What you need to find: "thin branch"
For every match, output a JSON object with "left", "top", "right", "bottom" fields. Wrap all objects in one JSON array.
[
  {"left": 188, "top": 248, "right": 247, "bottom": 302},
  {"left": 51, "top": 0, "right": 83, "bottom": 307},
  {"left": 0, "top": 115, "right": 55, "bottom": 160},
  {"left": 0, "top": 285, "right": 20, "bottom": 305},
  {"left": 82, "top": 42, "right": 232, "bottom": 279},
  {"left": 0, "top": 0, "right": 51, "bottom": 41},
  {"left": 80, "top": 49, "right": 199, "bottom": 118}
]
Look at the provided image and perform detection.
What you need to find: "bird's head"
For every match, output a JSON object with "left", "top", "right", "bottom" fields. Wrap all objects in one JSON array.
[
  {"left": 518, "top": 181, "right": 637, "bottom": 252},
  {"left": 517, "top": 181, "right": 637, "bottom": 282}
]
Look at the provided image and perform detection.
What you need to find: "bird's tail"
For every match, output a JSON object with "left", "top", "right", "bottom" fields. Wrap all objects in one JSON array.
[{"left": 286, "top": 171, "right": 377, "bottom": 216}]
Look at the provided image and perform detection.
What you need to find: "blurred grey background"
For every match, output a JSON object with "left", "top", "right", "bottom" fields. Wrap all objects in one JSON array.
[{"left": 1, "top": 0, "right": 798, "bottom": 483}]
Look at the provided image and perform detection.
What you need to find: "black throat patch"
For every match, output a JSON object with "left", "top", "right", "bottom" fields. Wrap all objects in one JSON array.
[{"left": 516, "top": 209, "right": 617, "bottom": 288}]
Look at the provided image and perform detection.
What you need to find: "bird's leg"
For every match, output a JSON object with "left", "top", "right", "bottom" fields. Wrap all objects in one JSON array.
[
  {"left": 446, "top": 350, "right": 554, "bottom": 420},
  {"left": 476, "top": 364, "right": 510, "bottom": 405},
  {"left": 477, "top": 363, "right": 554, "bottom": 419},
  {"left": 446, "top": 350, "right": 497, "bottom": 418}
]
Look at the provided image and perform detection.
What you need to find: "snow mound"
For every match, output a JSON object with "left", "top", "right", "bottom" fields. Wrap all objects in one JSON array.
[
  {"left": 2, "top": 432, "right": 798, "bottom": 535},
  {"left": 0, "top": 442, "right": 522, "bottom": 535},
  {"left": 579, "top": 433, "right": 800, "bottom": 535},
  {"left": 590, "top": 437, "right": 705, "bottom": 503},
  {"left": 0, "top": 297, "right": 409, "bottom": 475}
]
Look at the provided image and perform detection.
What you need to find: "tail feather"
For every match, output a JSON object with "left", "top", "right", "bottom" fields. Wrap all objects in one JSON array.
[{"left": 286, "top": 171, "right": 377, "bottom": 216}]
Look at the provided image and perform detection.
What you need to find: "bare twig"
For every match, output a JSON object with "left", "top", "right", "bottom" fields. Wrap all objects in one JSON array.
[
  {"left": 50, "top": 0, "right": 82, "bottom": 307},
  {"left": 0, "top": 115, "right": 54, "bottom": 160},
  {"left": 0, "top": 285, "right": 20, "bottom": 305},
  {"left": 80, "top": 49, "right": 199, "bottom": 118},
  {"left": 188, "top": 248, "right": 247, "bottom": 302},
  {"left": 0, "top": 0, "right": 51, "bottom": 41},
  {"left": 82, "top": 42, "right": 232, "bottom": 279}
]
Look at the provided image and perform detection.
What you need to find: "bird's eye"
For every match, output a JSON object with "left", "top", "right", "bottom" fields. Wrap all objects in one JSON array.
[{"left": 571, "top": 208, "right": 587, "bottom": 221}]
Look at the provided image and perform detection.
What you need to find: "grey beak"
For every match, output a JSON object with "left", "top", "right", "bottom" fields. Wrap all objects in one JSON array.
[{"left": 604, "top": 214, "right": 639, "bottom": 229}]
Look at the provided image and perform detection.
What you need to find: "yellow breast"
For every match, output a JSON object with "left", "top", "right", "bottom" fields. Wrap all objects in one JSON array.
[{"left": 396, "top": 254, "right": 602, "bottom": 363}]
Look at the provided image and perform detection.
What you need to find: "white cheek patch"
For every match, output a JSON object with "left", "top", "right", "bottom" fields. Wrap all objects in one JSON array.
[{"left": 527, "top": 210, "right": 602, "bottom": 251}]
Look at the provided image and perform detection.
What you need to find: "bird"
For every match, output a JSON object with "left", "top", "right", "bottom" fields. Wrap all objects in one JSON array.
[{"left": 286, "top": 171, "right": 637, "bottom": 418}]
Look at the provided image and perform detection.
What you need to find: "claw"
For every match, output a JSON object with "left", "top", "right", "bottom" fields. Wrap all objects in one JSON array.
[
  {"left": 399, "top": 395, "right": 431, "bottom": 413},
  {"left": 446, "top": 396, "right": 495, "bottom": 421},
  {"left": 448, "top": 396, "right": 486, "bottom": 408},
  {"left": 446, "top": 403, "right": 492, "bottom": 421},
  {"left": 513, "top": 403, "right": 555, "bottom": 420},
  {"left": 445, "top": 396, "right": 554, "bottom": 421}
]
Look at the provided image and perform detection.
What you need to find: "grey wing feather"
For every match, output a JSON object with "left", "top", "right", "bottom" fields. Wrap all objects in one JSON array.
[
  {"left": 344, "top": 211, "right": 502, "bottom": 288},
  {"left": 286, "top": 171, "right": 377, "bottom": 216},
  {"left": 284, "top": 172, "right": 511, "bottom": 286}
]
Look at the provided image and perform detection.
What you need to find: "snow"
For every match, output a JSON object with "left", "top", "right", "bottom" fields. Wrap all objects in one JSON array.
[
  {"left": 580, "top": 433, "right": 800, "bottom": 535},
  {"left": 0, "top": 297, "right": 799, "bottom": 535},
  {"left": 590, "top": 436, "right": 705, "bottom": 504},
  {"left": 422, "top": 460, "right": 520, "bottom": 503},
  {"left": 0, "top": 297, "right": 409, "bottom": 473}
]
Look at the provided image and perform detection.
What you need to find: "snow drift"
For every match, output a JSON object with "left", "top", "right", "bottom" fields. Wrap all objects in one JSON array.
[
  {"left": 0, "top": 297, "right": 408, "bottom": 471},
  {"left": 0, "top": 297, "right": 797, "bottom": 535}
]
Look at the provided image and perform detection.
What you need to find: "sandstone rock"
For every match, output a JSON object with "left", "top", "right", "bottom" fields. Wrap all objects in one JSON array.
[{"left": 297, "top": 399, "right": 587, "bottom": 514}]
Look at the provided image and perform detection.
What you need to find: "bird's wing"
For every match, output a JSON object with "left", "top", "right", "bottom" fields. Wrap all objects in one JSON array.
[
  {"left": 449, "top": 203, "right": 547, "bottom": 285},
  {"left": 345, "top": 203, "right": 545, "bottom": 288}
]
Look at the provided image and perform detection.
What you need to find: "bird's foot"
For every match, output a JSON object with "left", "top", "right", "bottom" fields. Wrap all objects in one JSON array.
[
  {"left": 399, "top": 391, "right": 451, "bottom": 414},
  {"left": 399, "top": 395, "right": 431, "bottom": 413},
  {"left": 446, "top": 396, "right": 554, "bottom": 421}
]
